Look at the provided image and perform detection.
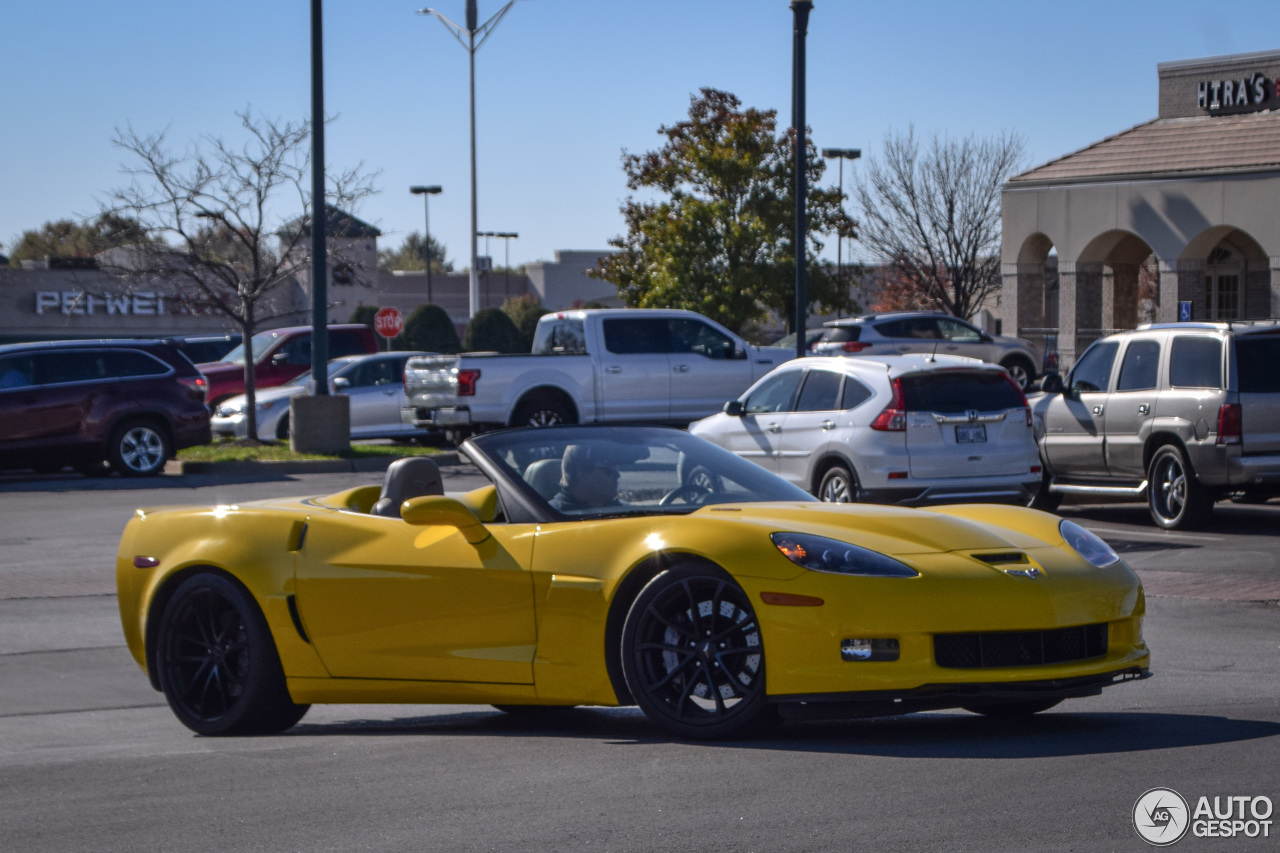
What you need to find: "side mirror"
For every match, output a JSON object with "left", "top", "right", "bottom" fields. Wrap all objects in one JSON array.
[
  {"left": 1040, "top": 373, "right": 1064, "bottom": 395},
  {"left": 400, "top": 495, "right": 490, "bottom": 544},
  {"left": 723, "top": 400, "right": 745, "bottom": 417},
  {"left": 979, "top": 332, "right": 994, "bottom": 343},
  {"left": 271, "top": 352, "right": 289, "bottom": 366},
  {"left": 331, "top": 376, "right": 351, "bottom": 390},
  {"left": 733, "top": 344, "right": 746, "bottom": 360}
]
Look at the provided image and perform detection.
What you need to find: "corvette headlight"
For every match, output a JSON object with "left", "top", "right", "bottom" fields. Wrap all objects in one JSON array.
[
  {"left": 1059, "top": 519, "right": 1120, "bottom": 567},
  {"left": 216, "top": 403, "right": 244, "bottom": 417},
  {"left": 770, "top": 532, "right": 918, "bottom": 578}
]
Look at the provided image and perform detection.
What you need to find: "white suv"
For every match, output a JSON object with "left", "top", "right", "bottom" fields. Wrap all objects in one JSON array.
[{"left": 690, "top": 355, "right": 1041, "bottom": 505}]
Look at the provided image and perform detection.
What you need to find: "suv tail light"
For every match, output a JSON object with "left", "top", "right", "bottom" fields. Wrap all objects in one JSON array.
[
  {"left": 870, "top": 378, "right": 906, "bottom": 431},
  {"left": 999, "top": 371, "right": 1033, "bottom": 426},
  {"left": 456, "top": 368, "right": 481, "bottom": 397},
  {"left": 838, "top": 341, "right": 871, "bottom": 353},
  {"left": 1217, "top": 403, "right": 1242, "bottom": 445},
  {"left": 178, "top": 374, "right": 208, "bottom": 401}
]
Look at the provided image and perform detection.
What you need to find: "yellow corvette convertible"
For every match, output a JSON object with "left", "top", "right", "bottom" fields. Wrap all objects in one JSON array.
[{"left": 117, "top": 426, "right": 1149, "bottom": 739}]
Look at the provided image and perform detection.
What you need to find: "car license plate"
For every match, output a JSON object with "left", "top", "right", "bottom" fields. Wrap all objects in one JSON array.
[{"left": 955, "top": 424, "right": 987, "bottom": 443}]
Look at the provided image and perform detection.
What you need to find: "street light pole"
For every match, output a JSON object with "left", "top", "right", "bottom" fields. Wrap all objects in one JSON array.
[
  {"left": 417, "top": 0, "right": 523, "bottom": 319},
  {"left": 821, "top": 147, "right": 860, "bottom": 318},
  {"left": 791, "top": 0, "right": 812, "bottom": 363},
  {"left": 479, "top": 230, "right": 518, "bottom": 297},
  {"left": 409, "top": 185, "right": 442, "bottom": 302}
]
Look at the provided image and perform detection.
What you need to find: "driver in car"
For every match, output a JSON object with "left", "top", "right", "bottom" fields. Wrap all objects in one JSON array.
[{"left": 549, "top": 445, "right": 627, "bottom": 512}]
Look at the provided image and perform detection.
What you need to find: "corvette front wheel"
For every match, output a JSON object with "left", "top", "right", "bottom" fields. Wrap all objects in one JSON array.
[
  {"left": 622, "top": 564, "right": 768, "bottom": 740},
  {"left": 155, "top": 573, "right": 308, "bottom": 736}
]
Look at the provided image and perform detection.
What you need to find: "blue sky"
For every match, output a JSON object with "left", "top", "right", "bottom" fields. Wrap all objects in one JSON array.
[{"left": 2, "top": 0, "right": 1275, "bottom": 270}]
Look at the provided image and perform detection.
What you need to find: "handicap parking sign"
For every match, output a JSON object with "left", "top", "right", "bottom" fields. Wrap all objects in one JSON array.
[{"left": 1178, "top": 301, "right": 1193, "bottom": 322}]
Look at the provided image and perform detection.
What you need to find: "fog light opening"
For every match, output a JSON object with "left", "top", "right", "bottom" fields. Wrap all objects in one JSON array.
[{"left": 841, "top": 638, "right": 900, "bottom": 662}]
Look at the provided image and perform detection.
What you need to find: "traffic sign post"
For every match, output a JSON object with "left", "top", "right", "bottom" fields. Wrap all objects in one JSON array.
[{"left": 374, "top": 307, "right": 403, "bottom": 346}]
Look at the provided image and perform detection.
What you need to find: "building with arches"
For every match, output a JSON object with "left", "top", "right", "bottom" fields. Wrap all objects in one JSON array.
[{"left": 1002, "top": 49, "right": 1280, "bottom": 368}]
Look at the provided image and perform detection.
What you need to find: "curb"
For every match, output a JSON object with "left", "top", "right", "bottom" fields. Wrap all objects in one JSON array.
[{"left": 167, "top": 451, "right": 463, "bottom": 476}]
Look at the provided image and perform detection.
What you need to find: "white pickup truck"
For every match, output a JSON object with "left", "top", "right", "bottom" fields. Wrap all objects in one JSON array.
[{"left": 401, "top": 308, "right": 795, "bottom": 439}]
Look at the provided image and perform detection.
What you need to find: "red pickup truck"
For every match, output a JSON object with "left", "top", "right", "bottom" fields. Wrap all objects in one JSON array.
[{"left": 198, "top": 324, "right": 379, "bottom": 405}]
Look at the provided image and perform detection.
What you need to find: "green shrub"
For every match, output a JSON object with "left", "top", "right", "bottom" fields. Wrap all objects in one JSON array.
[
  {"left": 502, "top": 294, "right": 545, "bottom": 351},
  {"left": 463, "top": 307, "right": 525, "bottom": 353},
  {"left": 398, "top": 303, "right": 460, "bottom": 353}
]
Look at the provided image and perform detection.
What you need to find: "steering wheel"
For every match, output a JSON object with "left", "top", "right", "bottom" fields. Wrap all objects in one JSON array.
[{"left": 658, "top": 465, "right": 723, "bottom": 506}]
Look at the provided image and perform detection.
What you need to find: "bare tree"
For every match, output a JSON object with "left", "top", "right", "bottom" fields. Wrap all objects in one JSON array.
[
  {"left": 854, "top": 126, "right": 1025, "bottom": 320},
  {"left": 105, "top": 110, "right": 376, "bottom": 440}
]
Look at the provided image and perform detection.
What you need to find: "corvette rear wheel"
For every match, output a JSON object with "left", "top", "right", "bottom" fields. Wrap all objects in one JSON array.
[
  {"left": 155, "top": 573, "right": 309, "bottom": 736},
  {"left": 963, "top": 699, "right": 1061, "bottom": 717},
  {"left": 622, "top": 564, "right": 767, "bottom": 740}
]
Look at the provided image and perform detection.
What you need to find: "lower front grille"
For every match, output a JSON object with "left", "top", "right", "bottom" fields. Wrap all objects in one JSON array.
[{"left": 934, "top": 623, "right": 1108, "bottom": 669}]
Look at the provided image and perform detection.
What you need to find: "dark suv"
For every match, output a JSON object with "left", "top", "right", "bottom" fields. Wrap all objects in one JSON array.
[{"left": 0, "top": 340, "right": 211, "bottom": 477}]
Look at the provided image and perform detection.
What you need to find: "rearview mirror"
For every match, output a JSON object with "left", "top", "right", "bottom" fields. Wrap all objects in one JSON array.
[
  {"left": 400, "top": 496, "right": 490, "bottom": 543},
  {"left": 1040, "top": 372, "right": 1064, "bottom": 395},
  {"left": 723, "top": 400, "right": 744, "bottom": 417}
]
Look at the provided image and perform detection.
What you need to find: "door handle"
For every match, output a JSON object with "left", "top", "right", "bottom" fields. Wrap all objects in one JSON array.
[
  {"left": 673, "top": 364, "right": 690, "bottom": 373},
  {"left": 1092, "top": 405, "right": 1104, "bottom": 416},
  {"left": 605, "top": 365, "right": 622, "bottom": 374},
  {"left": 767, "top": 422, "right": 781, "bottom": 433},
  {"left": 897, "top": 345, "right": 911, "bottom": 352},
  {"left": 821, "top": 420, "right": 835, "bottom": 430},
  {"left": 1138, "top": 404, "right": 1150, "bottom": 415}
]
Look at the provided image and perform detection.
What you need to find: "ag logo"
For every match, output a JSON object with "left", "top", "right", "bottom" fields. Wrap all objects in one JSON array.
[{"left": 1134, "top": 787, "right": 1190, "bottom": 845}]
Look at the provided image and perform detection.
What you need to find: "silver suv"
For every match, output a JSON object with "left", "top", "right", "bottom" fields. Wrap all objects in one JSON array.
[
  {"left": 812, "top": 311, "right": 1042, "bottom": 389},
  {"left": 1031, "top": 321, "right": 1280, "bottom": 529}
]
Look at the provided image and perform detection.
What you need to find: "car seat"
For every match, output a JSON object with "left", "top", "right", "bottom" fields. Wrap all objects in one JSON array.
[{"left": 371, "top": 457, "right": 444, "bottom": 517}]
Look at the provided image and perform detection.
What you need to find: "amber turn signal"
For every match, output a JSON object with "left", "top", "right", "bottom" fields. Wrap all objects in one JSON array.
[{"left": 760, "top": 591, "right": 824, "bottom": 607}]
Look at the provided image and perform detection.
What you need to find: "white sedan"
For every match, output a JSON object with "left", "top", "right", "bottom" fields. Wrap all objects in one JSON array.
[
  {"left": 690, "top": 354, "right": 1042, "bottom": 506},
  {"left": 211, "top": 352, "right": 435, "bottom": 441}
]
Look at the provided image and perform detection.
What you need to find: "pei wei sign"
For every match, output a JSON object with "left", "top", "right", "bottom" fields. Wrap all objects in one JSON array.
[
  {"left": 35, "top": 290, "right": 166, "bottom": 316},
  {"left": 1197, "top": 72, "right": 1276, "bottom": 112}
]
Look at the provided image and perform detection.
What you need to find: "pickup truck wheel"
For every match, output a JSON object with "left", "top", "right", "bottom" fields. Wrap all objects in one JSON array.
[
  {"left": 512, "top": 397, "right": 574, "bottom": 428},
  {"left": 1148, "top": 445, "right": 1213, "bottom": 529}
]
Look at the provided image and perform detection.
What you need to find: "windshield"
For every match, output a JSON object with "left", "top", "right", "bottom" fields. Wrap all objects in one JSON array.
[
  {"left": 219, "top": 330, "right": 284, "bottom": 366},
  {"left": 469, "top": 426, "right": 814, "bottom": 520}
]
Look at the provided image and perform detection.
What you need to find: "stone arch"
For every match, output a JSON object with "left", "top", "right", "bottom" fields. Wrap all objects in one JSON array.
[
  {"left": 1177, "top": 227, "right": 1270, "bottom": 320},
  {"left": 1072, "top": 229, "right": 1157, "bottom": 338},
  {"left": 1009, "top": 233, "right": 1059, "bottom": 330}
]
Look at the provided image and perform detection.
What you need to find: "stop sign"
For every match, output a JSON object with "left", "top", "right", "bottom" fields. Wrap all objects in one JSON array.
[{"left": 374, "top": 307, "right": 403, "bottom": 339}]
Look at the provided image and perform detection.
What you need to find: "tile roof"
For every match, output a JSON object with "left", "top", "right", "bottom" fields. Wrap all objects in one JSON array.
[{"left": 1008, "top": 110, "right": 1280, "bottom": 186}]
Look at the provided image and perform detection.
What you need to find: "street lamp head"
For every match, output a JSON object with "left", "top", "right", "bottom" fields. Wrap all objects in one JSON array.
[
  {"left": 822, "top": 148, "right": 862, "bottom": 160},
  {"left": 410, "top": 185, "right": 442, "bottom": 195}
]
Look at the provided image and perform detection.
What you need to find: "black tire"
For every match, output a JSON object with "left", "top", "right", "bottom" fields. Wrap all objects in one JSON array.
[
  {"left": 1147, "top": 444, "right": 1213, "bottom": 530},
  {"left": 108, "top": 419, "right": 170, "bottom": 477},
  {"left": 155, "top": 573, "right": 309, "bottom": 736},
  {"left": 1000, "top": 356, "right": 1036, "bottom": 390},
  {"left": 511, "top": 395, "right": 574, "bottom": 428},
  {"left": 963, "top": 699, "right": 1061, "bottom": 717},
  {"left": 74, "top": 459, "right": 112, "bottom": 478},
  {"left": 1029, "top": 469, "right": 1061, "bottom": 511},
  {"left": 275, "top": 414, "right": 290, "bottom": 441},
  {"left": 621, "top": 564, "right": 767, "bottom": 740},
  {"left": 817, "top": 464, "right": 857, "bottom": 503}
]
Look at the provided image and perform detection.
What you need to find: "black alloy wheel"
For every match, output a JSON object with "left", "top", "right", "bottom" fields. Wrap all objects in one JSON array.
[
  {"left": 1147, "top": 444, "right": 1213, "bottom": 530},
  {"left": 622, "top": 564, "right": 768, "bottom": 739},
  {"left": 155, "top": 573, "right": 308, "bottom": 736}
]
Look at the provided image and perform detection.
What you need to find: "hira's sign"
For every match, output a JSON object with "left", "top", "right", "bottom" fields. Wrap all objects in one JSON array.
[
  {"left": 35, "top": 290, "right": 166, "bottom": 316},
  {"left": 1197, "top": 72, "right": 1276, "bottom": 111}
]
